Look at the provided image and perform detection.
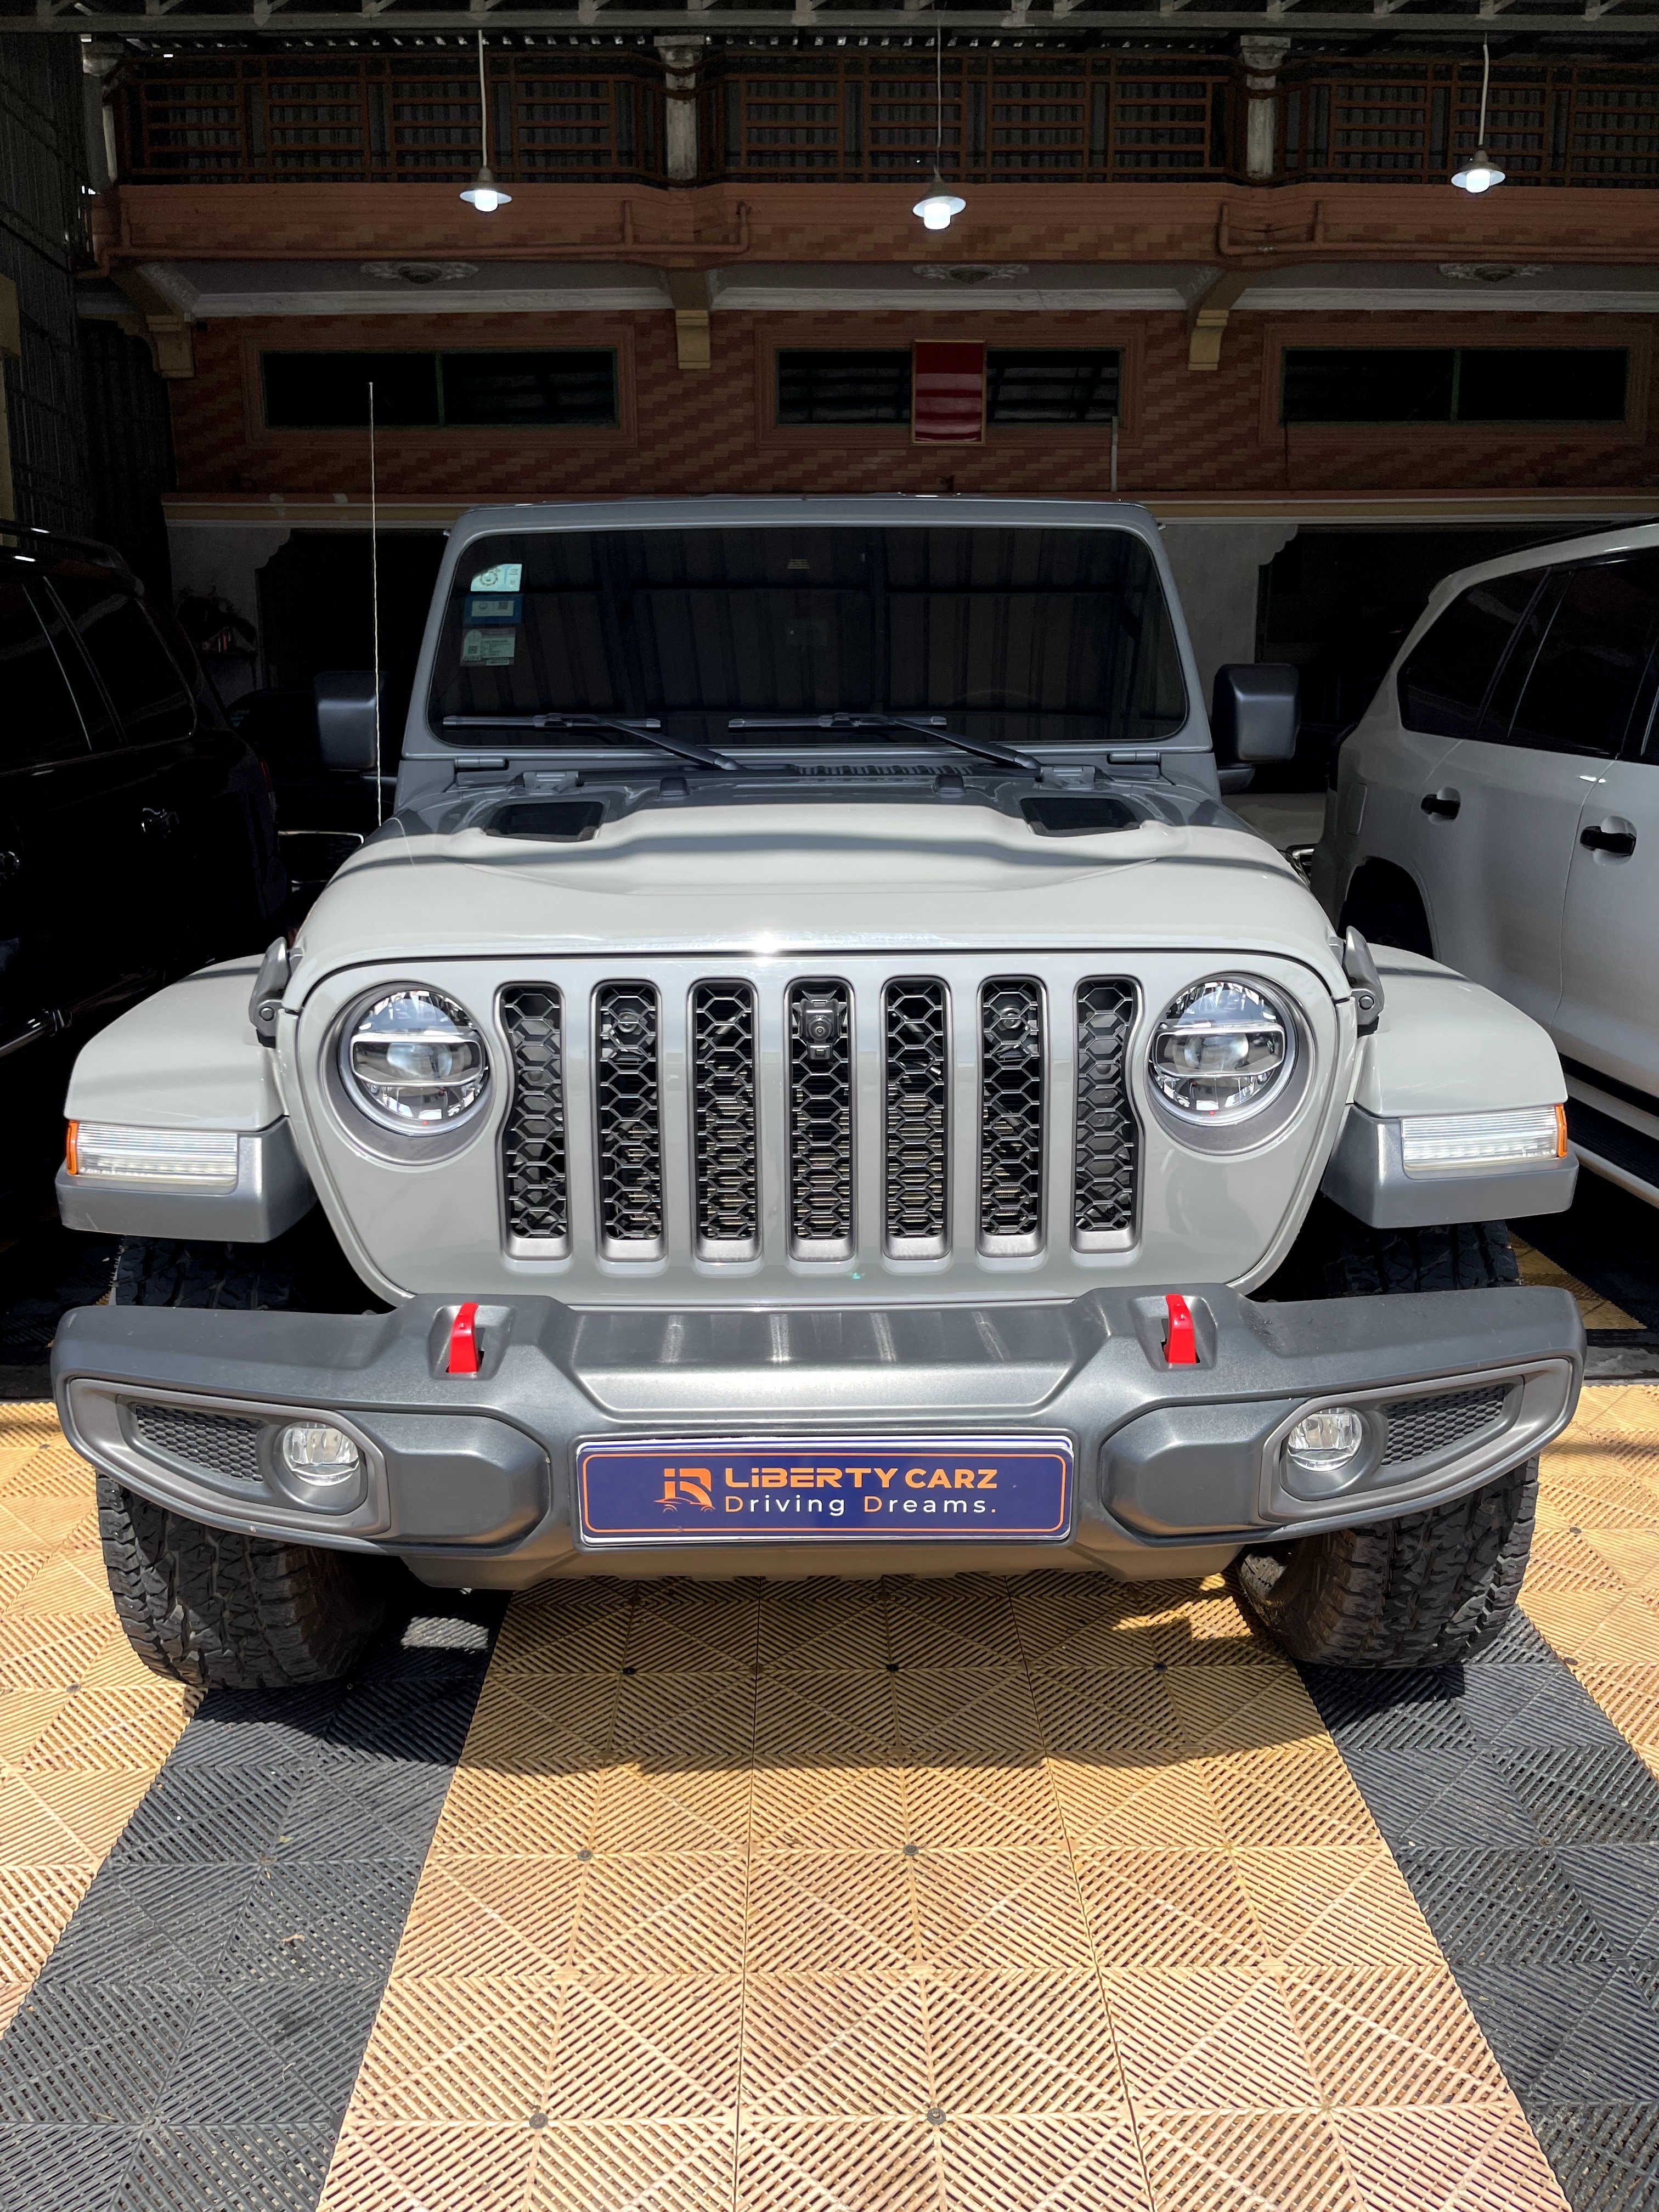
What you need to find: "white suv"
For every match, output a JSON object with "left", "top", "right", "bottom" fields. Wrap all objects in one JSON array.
[{"left": 1313, "top": 523, "right": 1659, "bottom": 1206}]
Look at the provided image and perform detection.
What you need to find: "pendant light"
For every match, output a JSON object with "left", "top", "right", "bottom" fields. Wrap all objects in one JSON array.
[
  {"left": 460, "top": 30, "right": 512, "bottom": 212},
  {"left": 1451, "top": 43, "right": 1505, "bottom": 195},
  {"left": 912, "top": 20, "right": 966, "bottom": 232}
]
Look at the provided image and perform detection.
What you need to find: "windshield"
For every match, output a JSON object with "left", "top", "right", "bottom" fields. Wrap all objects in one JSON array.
[{"left": 428, "top": 524, "right": 1187, "bottom": 748}]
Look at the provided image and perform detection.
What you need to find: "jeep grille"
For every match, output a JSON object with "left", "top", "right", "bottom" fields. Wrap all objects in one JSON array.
[{"left": 498, "top": 966, "right": 1140, "bottom": 1268}]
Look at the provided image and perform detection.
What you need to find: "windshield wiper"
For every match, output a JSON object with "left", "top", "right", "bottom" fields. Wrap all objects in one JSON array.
[
  {"left": 443, "top": 712, "right": 740, "bottom": 772},
  {"left": 727, "top": 712, "right": 1039, "bottom": 775}
]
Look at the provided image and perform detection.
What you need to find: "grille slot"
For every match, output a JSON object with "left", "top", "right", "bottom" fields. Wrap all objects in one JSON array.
[
  {"left": 499, "top": 984, "right": 568, "bottom": 1246},
  {"left": 1383, "top": 1386, "right": 1509, "bottom": 1468},
  {"left": 130, "top": 1404, "right": 264, "bottom": 1486},
  {"left": 979, "top": 978, "right": 1046, "bottom": 1249},
  {"left": 787, "top": 978, "right": 854, "bottom": 1255},
  {"left": 1074, "top": 979, "right": 1138, "bottom": 1243},
  {"left": 884, "top": 979, "right": 949, "bottom": 1254},
  {"left": 593, "top": 981, "right": 664, "bottom": 1249},
  {"left": 692, "top": 980, "right": 759, "bottom": 1252}
]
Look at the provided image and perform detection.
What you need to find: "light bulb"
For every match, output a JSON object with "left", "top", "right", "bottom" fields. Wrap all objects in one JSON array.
[
  {"left": 912, "top": 175, "right": 966, "bottom": 232},
  {"left": 460, "top": 164, "right": 512, "bottom": 212},
  {"left": 1451, "top": 149, "right": 1504, "bottom": 195}
]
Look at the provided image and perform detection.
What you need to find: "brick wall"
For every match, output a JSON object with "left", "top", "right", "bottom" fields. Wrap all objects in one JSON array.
[{"left": 173, "top": 308, "right": 1659, "bottom": 505}]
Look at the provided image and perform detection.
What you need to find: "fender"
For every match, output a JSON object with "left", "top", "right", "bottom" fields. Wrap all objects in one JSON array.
[
  {"left": 55, "top": 956, "right": 315, "bottom": 1243},
  {"left": 1322, "top": 947, "right": 1575, "bottom": 1229}
]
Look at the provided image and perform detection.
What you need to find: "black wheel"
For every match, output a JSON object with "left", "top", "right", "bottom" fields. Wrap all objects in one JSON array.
[
  {"left": 97, "top": 1219, "right": 397, "bottom": 1688},
  {"left": 1233, "top": 1204, "right": 1535, "bottom": 1669}
]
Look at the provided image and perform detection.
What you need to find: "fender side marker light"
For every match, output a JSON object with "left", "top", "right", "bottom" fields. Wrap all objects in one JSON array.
[{"left": 448, "top": 1301, "right": 481, "bottom": 1375}]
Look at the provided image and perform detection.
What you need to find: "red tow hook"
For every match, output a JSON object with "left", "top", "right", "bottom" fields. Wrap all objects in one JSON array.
[
  {"left": 447, "top": 1301, "right": 481, "bottom": 1376},
  {"left": 1164, "top": 1294, "right": 1199, "bottom": 1367}
]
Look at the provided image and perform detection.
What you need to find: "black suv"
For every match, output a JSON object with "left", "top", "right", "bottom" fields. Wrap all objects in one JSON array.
[{"left": 0, "top": 524, "right": 286, "bottom": 1205}]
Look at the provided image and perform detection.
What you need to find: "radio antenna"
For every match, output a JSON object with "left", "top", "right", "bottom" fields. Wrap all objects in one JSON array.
[{"left": 368, "top": 377, "right": 383, "bottom": 828}]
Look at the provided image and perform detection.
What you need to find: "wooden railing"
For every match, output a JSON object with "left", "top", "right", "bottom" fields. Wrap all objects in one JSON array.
[
  {"left": 1279, "top": 60, "right": 1659, "bottom": 186},
  {"left": 114, "top": 55, "right": 666, "bottom": 185},
  {"left": 699, "top": 55, "right": 1233, "bottom": 184},
  {"left": 112, "top": 53, "right": 1659, "bottom": 190}
]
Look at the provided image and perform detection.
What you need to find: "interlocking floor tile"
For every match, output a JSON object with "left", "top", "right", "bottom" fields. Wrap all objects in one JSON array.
[
  {"left": 1139, "top": 2108, "right": 1362, "bottom": 2212},
  {"left": 883, "top": 1576, "right": 1024, "bottom": 1669},
  {"left": 114, "top": 2125, "right": 335, "bottom": 2212},
  {"left": 1531, "top": 2103, "right": 1659, "bottom": 2212},
  {"left": 568, "top": 1854, "right": 748, "bottom": 1978},
  {"left": 740, "top": 1974, "right": 930, "bottom": 2117},
  {"left": 0, "top": 2121, "right": 137, "bottom": 2212},
  {"left": 1233, "top": 1847, "right": 1443, "bottom": 1970},
  {"left": 1105, "top": 1970, "right": 1321, "bottom": 2111},
  {"left": 901, "top": 1757, "right": 1067, "bottom": 1850},
  {"left": 1332, "top": 2103, "right": 1571, "bottom": 2211},
  {"left": 320, "top": 2122, "right": 538, "bottom": 2212},
  {"left": 533, "top": 2119, "right": 737, "bottom": 2212},
  {"left": 744, "top": 1852, "right": 913, "bottom": 1978},
  {"left": 544, "top": 1976, "right": 744, "bottom": 2120},
  {"left": 748, "top": 1759, "right": 907, "bottom": 1853},
  {"left": 923, "top": 1971, "right": 1125, "bottom": 2116},
  {"left": 1279, "top": 1965, "right": 1513, "bottom": 2107},
  {"left": 1073, "top": 1850, "right": 1263, "bottom": 1972},
  {"left": 909, "top": 1849, "right": 1094, "bottom": 1974},
  {"left": 430, "top": 1764, "right": 601, "bottom": 1859},
  {"left": 492, "top": 1583, "right": 634, "bottom": 1677},
  {"left": 757, "top": 1581, "right": 888, "bottom": 1674},
  {"left": 938, "top": 2113, "right": 1150, "bottom": 2211},
  {"left": 735, "top": 2117, "right": 937, "bottom": 2212},
  {"left": 349, "top": 1976, "right": 561, "bottom": 2122}
]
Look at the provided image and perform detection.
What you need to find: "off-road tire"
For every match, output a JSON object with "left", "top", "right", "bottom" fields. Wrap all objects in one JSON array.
[
  {"left": 98, "top": 1473, "right": 392, "bottom": 1688},
  {"left": 94, "top": 1221, "right": 396, "bottom": 1688},
  {"left": 1232, "top": 1206, "right": 1536, "bottom": 1668}
]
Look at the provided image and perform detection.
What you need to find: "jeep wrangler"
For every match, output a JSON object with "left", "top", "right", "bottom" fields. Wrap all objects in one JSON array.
[{"left": 50, "top": 498, "right": 1583, "bottom": 1687}]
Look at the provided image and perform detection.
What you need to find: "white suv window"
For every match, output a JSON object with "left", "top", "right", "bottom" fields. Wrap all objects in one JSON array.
[
  {"left": 1396, "top": 571, "right": 1540, "bottom": 740},
  {"left": 1499, "top": 555, "right": 1659, "bottom": 760}
]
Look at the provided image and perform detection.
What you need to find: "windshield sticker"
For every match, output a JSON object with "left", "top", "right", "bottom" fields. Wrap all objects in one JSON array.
[
  {"left": 461, "top": 628, "right": 517, "bottom": 665},
  {"left": 465, "top": 595, "right": 522, "bottom": 624},
  {"left": 470, "top": 563, "right": 522, "bottom": 593}
]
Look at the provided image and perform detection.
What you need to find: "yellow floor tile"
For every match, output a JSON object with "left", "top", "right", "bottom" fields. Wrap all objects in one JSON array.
[
  {"left": 1512, "top": 1235, "right": 1643, "bottom": 1329},
  {"left": 322, "top": 1511, "right": 1581, "bottom": 2210}
]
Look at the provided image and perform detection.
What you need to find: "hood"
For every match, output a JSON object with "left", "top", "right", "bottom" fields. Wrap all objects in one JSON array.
[{"left": 295, "top": 800, "right": 1347, "bottom": 996}]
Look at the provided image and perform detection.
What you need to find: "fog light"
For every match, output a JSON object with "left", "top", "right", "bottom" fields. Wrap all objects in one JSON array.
[
  {"left": 1285, "top": 1408, "right": 1366, "bottom": 1480},
  {"left": 279, "top": 1423, "right": 362, "bottom": 1486}
]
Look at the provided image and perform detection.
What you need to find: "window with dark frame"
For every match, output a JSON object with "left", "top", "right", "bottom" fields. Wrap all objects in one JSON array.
[
  {"left": 774, "top": 347, "right": 1122, "bottom": 428},
  {"left": 986, "top": 349, "right": 1121, "bottom": 424},
  {"left": 1283, "top": 347, "right": 1628, "bottom": 427},
  {"left": 775, "top": 350, "right": 912, "bottom": 425},
  {"left": 261, "top": 350, "right": 619, "bottom": 430}
]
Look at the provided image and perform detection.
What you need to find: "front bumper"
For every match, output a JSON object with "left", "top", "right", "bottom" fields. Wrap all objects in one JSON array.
[{"left": 52, "top": 1283, "right": 1584, "bottom": 1585}]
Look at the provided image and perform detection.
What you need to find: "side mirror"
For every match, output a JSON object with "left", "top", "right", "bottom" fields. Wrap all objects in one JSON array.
[
  {"left": 1211, "top": 663, "right": 1300, "bottom": 765},
  {"left": 313, "top": 671, "right": 380, "bottom": 772}
]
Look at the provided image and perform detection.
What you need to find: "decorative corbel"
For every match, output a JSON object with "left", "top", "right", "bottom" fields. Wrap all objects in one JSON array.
[{"left": 665, "top": 269, "right": 712, "bottom": 371}]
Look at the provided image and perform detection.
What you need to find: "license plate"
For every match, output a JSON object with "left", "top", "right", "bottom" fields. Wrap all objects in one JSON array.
[{"left": 576, "top": 1436, "right": 1074, "bottom": 1545}]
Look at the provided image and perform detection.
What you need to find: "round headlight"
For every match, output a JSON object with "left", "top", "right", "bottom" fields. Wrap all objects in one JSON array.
[
  {"left": 1149, "top": 976, "right": 1293, "bottom": 1122},
  {"left": 344, "top": 988, "right": 489, "bottom": 1131}
]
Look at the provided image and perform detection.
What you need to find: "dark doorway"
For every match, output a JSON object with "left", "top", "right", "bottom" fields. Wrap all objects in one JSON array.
[
  {"left": 1254, "top": 522, "right": 1636, "bottom": 783},
  {"left": 257, "top": 530, "right": 447, "bottom": 767}
]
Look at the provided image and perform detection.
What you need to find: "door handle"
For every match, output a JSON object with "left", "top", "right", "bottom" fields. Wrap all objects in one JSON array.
[
  {"left": 139, "top": 806, "right": 180, "bottom": 838},
  {"left": 1420, "top": 789, "right": 1462, "bottom": 820},
  {"left": 1581, "top": 818, "right": 1638, "bottom": 859}
]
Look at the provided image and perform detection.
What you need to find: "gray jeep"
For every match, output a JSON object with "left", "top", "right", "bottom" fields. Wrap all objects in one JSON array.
[{"left": 51, "top": 498, "right": 1583, "bottom": 1686}]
